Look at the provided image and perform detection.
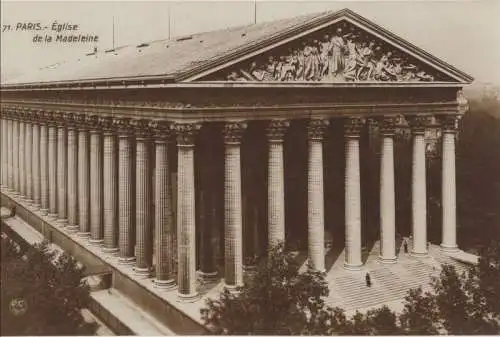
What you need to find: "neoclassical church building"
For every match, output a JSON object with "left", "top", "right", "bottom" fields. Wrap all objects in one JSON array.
[{"left": 1, "top": 9, "right": 472, "bottom": 334}]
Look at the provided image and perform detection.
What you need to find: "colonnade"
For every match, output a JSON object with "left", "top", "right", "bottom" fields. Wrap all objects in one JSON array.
[{"left": 0, "top": 108, "right": 460, "bottom": 300}]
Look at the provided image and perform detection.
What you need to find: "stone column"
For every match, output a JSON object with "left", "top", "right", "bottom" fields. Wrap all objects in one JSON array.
[
  {"left": 32, "top": 117, "right": 41, "bottom": 207},
  {"left": 66, "top": 115, "right": 79, "bottom": 232},
  {"left": 439, "top": 115, "right": 459, "bottom": 252},
  {"left": 102, "top": 119, "right": 119, "bottom": 254},
  {"left": 344, "top": 117, "right": 364, "bottom": 270},
  {"left": 223, "top": 122, "right": 246, "bottom": 288},
  {"left": 174, "top": 123, "right": 201, "bottom": 300},
  {"left": 307, "top": 119, "right": 329, "bottom": 272},
  {"left": 409, "top": 116, "right": 429, "bottom": 256},
  {"left": 40, "top": 119, "right": 50, "bottom": 215},
  {"left": 153, "top": 122, "right": 176, "bottom": 288},
  {"left": 1, "top": 117, "right": 7, "bottom": 188},
  {"left": 48, "top": 120, "right": 58, "bottom": 218},
  {"left": 25, "top": 118, "right": 33, "bottom": 202},
  {"left": 89, "top": 118, "right": 103, "bottom": 245},
  {"left": 56, "top": 116, "right": 68, "bottom": 226},
  {"left": 7, "top": 118, "right": 13, "bottom": 191},
  {"left": 13, "top": 118, "right": 20, "bottom": 194},
  {"left": 19, "top": 119, "right": 26, "bottom": 197},
  {"left": 266, "top": 120, "right": 289, "bottom": 247},
  {"left": 198, "top": 127, "right": 218, "bottom": 280},
  {"left": 378, "top": 118, "right": 397, "bottom": 263},
  {"left": 134, "top": 120, "right": 153, "bottom": 277},
  {"left": 77, "top": 116, "right": 91, "bottom": 237},
  {"left": 117, "top": 119, "right": 136, "bottom": 264}
]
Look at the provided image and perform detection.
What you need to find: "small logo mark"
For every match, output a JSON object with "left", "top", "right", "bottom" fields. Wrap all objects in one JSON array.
[{"left": 9, "top": 297, "right": 28, "bottom": 316}]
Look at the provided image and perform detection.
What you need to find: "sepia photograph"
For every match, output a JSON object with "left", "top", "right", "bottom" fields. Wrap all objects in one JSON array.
[{"left": 1, "top": 0, "right": 499, "bottom": 335}]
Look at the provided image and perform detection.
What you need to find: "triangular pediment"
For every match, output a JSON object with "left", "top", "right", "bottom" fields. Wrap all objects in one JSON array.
[{"left": 188, "top": 10, "right": 472, "bottom": 84}]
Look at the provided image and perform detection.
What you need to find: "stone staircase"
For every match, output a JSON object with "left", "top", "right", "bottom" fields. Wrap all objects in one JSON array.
[
  {"left": 324, "top": 241, "right": 475, "bottom": 313},
  {"left": 326, "top": 259, "right": 436, "bottom": 311}
]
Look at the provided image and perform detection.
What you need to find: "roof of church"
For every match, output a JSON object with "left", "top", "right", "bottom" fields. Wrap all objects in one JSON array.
[{"left": 1, "top": 8, "right": 473, "bottom": 88}]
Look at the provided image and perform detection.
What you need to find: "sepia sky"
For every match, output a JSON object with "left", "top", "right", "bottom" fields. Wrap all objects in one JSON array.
[{"left": 1, "top": 0, "right": 499, "bottom": 84}]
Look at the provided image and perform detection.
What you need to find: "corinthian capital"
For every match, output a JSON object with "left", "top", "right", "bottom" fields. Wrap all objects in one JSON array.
[
  {"left": 406, "top": 115, "right": 433, "bottom": 134},
  {"left": 223, "top": 121, "right": 247, "bottom": 144},
  {"left": 437, "top": 114, "right": 460, "bottom": 133},
  {"left": 266, "top": 119, "right": 290, "bottom": 142},
  {"left": 172, "top": 123, "right": 201, "bottom": 146},
  {"left": 377, "top": 116, "right": 400, "bottom": 136},
  {"left": 344, "top": 117, "right": 364, "bottom": 137},
  {"left": 307, "top": 118, "right": 329, "bottom": 140},
  {"left": 148, "top": 120, "right": 171, "bottom": 141}
]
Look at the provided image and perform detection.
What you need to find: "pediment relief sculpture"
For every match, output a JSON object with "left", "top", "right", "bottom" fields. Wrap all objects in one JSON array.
[{"left": 205, "top": 21, "right": 453, "bottom": 83}]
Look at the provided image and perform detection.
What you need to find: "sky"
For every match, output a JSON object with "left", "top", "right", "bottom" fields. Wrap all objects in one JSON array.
[{"left": 1, "top": 0, "right": 500, "bottom": 84}]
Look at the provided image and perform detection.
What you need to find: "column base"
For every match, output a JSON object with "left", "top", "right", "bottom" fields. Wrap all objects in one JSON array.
[
  {"left": 223, "top": 281, "right": 243, "bottom": 292},
  {"left": 47, "top": 212, "right": 58, "bottom": 220},
  {"left": 378, "top": 256, "right": 398, "bottom": 264},
  {"left": 343, "top": 262, "right": 363, "bottom": 271},
  {"left": 153, "top": 278, "right": 176, "bottom": 290},
  {"left": 133, "top": 266, "right": 152, "bottom": 278},
  {"left": 410, "top": 250, "right": 429, "bottom": 258},
  {"left": 197, "top": 270, "right": 219, "bottom": 282},
  {"left": 102, "top": 247, "right": 120, "bottom": 255},
  {"left": 76, "top": 231, "right": 91, "bottom": 238},
  {"left": 117, "top": 256, "right": 136, "bottom": 265},
  {"left": 440, "top": 244, "right": 459, "bottom": 253},
  {"left": 176, "top": 291, "right": 200, "bottom": 302},
  {"left": 56, "top": 218, "right": 68, "bottom": 227},
  {"left": 89, "top": 238, "right": 104, "bottom": 246},
  {"left": 65, "top": 225, "right": 79, "bottom": 233},
  {"left": 39, "top": 208, "right": 49, "bottom": 216}
]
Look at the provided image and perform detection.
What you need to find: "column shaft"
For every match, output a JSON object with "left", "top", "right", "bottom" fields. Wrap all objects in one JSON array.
[
  {"left": 134, "top": 135, "right": 153, "bottom": 276},
  {"left": 67, "top": 126, "right": 79, "bottom": 231},
  {"left": 307, "top": 119, "right": 328, "bottom": 272},
  {"left": 224, "top": 126, "right": 244, "bottom": 288},
  {"left": 48, "top": 124, "right": 58, "bottom": 216},
  {"left": 89, "top": 130, "right": 103, "bottom": 244},
  {"left": 175, "top": 124, "right": 200, "bottom": 300},
  {"left": 40, "top": 123, "right": 49, "bottom": 213},
  {"left": 379, "top": 129, "right": 397, "bottom": 262},
  {"left": 103, "top": 131, "right": 119, "bottom": 253},
  {"left": 411, "top": 130, "right": 427, "bottom": 256},
  {"left": 13, "top": 120, "right": 19, "bottom": 193},
  {"left": 267, "top": 120, "right": 288, "bottom": 247},
  {"left": 344, "top": 119, "right": 363, "bottom": 270},
  {"left": 441, "top": 128, "right": 458, "bottom": 251},
  {"left": 1, "top": 118, "right": 7, "bottom": 187},
  {"left": 57, "top": 125, "right": 67, "bottom": 225},
  {"left": 7, "top": 119, "right": 13, "bottom": 190},
  {"left": 118, "top": 132, "right": 135, "bottom": 263},
  {"left": 154, "top": 135, "right": 175, "bottom": 287},
  {"left": 25, "top": 121, "right": 33, "bottom": 201},
  {"left": 19, "top": 121, "right": 25, "bottom": 196},
  {"left": 32, "top": 123, "right": 41, "bottom": 206},
  {"left": 78, "top": 128, "right": 91, "bottom": 236}
]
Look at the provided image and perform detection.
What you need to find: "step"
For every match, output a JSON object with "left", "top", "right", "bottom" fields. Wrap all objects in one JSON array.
[{"left": 91, "top": 289, "right": 175, "bottom": 336}]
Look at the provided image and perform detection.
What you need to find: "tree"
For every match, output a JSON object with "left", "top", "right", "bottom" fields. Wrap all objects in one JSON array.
[
  {"left": 200, "top": 243, "right": 335, "bottom": 335},
  {"left": 1, "top": 236, "right": 97, "bottom": 335},
  {"left": 399, "top": 287, "right": 440, "bottom": 334}
]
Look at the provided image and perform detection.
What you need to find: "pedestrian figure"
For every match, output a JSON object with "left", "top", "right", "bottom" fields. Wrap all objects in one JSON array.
[
  {"left": 403, "top": 239, "right": 408, "bottom": 254},
  {"left": 365, "top": 272, "right": 372, "bottom": 287},
  {"left": 10, "top": 206, "right": 16, "bottom": 218}
]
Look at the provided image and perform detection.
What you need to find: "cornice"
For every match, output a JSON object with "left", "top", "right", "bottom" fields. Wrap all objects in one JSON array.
[{"left": 0, "top": 99, "right": 461, "bottom": 123}]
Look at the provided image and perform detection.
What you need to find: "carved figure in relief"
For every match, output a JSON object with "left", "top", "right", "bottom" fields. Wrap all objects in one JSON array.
[
  {"left": 219, "top": 22, "right": 441, "bottom": 82},
  {"left": 356, "top": 41, "right": 376, "bottom": 80},
  {"left": 343, "top": 34, "right": 359, "bottom": 80},
  {"left": 329, "top": 28, "right": 346, "bottom": 76}
]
